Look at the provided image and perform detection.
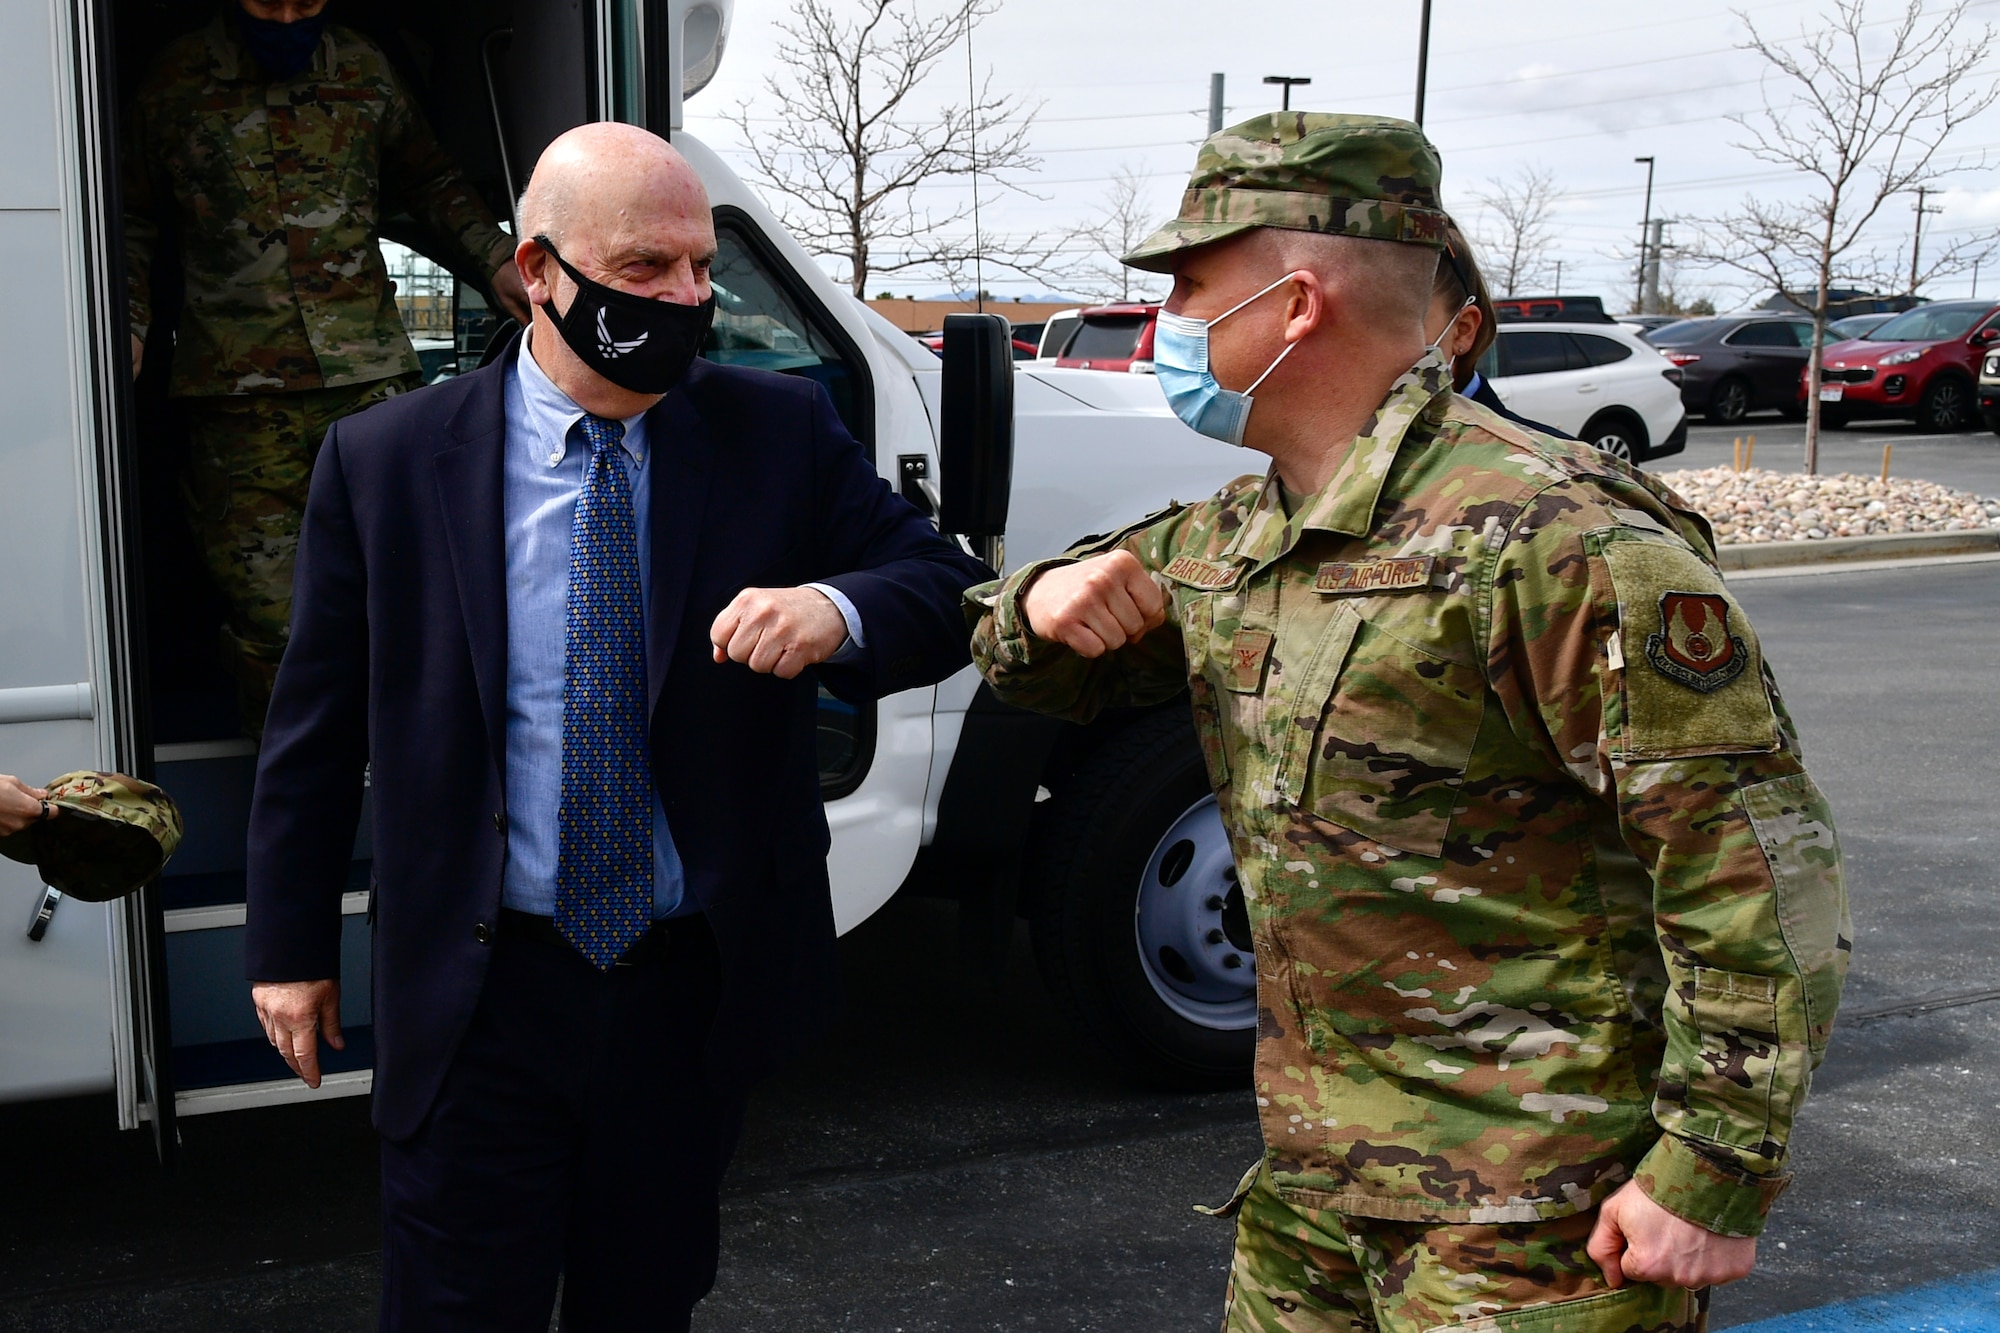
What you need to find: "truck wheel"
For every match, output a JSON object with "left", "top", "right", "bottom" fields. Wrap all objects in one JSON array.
[{"left": 1029, "top": 708, "right": 1255, "bottom": 1087}]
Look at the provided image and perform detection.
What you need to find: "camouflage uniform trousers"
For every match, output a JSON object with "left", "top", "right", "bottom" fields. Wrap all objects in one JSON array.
[
  {"left": 181, "top": 374, "right": 417, "bottom": 734},
  {"left": 1215, "top": 1162, "right": 1704, "bottom": 1333}
]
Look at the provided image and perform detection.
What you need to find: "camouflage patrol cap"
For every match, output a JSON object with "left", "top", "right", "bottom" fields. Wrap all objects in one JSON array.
[
  {"left": 0, "top": 772, "right": 183, "bottom": 903},
  {"left": 1123, "top": 112, "right": 1448, "bottom": 273}
]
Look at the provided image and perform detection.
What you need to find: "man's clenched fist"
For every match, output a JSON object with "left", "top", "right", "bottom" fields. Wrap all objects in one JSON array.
[
  {"left": 1587, "top": 1180, "right": 1757, "bottom": 1291},
  {"left": 710, "top": 586, "right": 849, "bottom": 679},
  {"left": 1021, "top": 551, "right": 1167, "bottom": 657}
]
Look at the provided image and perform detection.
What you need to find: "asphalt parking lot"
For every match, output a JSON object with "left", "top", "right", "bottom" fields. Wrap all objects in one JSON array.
[{"left": 2, "top": 505, "right": 1996, "bottom": 1333}]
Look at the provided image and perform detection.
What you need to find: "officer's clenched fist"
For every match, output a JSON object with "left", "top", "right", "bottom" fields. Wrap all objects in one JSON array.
[{"left": 1021, "top": 551, "right": 1167, "bottom": 657}]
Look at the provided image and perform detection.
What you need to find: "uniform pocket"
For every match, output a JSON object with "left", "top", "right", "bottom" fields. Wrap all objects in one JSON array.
[
  {"left": 1293, "top": 618, "right": 1484, "bottom": 857},
  {"left": 1662, "top": 966, "right": 1780, "bottom": 1151},
  {"left": 1460, "top": 1283, "right": 1697, "bottom": 1333},
  {"left": 1741, "top": 772, "right": 1848, "bottom": 1061}
]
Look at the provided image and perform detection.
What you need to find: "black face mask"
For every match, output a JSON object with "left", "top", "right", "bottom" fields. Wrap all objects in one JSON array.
[
  {"left": 236, "top": 7, "right": 329, "bottom": 81},
  {"left": 533, "top": 236, "right": 714, "bottom": 395}
]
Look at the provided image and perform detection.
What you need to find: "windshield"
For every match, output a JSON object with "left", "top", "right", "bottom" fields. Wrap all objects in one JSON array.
[
  {"left": 1645, "top": 320, "right": 1714, "bottom": 346},
  {"left": 1868, "top": 304, "right": 1990, "bottom": 342},
  {"left": 1065, "top": 316, "right": 1147, "bottom": 361}
]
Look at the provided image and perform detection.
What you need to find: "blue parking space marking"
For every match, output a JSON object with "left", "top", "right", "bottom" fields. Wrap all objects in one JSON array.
[{"left": 1728, "top": 1268, "right": 2000, "bottom": 1333}]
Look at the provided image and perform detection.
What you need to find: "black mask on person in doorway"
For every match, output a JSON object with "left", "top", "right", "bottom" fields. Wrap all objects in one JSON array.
[
  {"left": 533, "top": 236, "right": 714, "bottom": 395},
  {"left": 235, "top": 7, "right": 329, "bottom": 81}
]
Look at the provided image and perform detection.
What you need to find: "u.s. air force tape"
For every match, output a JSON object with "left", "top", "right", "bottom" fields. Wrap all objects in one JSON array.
[{"left": 1313, "top": 556, "right": 1435, "bottom": 594}]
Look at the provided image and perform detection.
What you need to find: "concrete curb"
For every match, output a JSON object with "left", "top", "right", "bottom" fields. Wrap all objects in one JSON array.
[{"left": 1715, "top": 529, "right": 2000, "bottom": 570}]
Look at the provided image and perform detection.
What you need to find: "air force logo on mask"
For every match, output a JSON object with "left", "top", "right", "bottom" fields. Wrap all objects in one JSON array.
[{"left": 595, "top": 307, "right": 648, "bottom": 358}]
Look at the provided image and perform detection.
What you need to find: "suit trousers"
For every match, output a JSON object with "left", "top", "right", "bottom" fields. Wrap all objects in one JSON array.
[{"left": 378, "top": 911, "right": 741, "bottom": 1332}]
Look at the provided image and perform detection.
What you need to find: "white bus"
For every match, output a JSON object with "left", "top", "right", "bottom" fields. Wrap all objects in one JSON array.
[{"left": 0, "top": 0, "right": 1251, "bottom": 1157}]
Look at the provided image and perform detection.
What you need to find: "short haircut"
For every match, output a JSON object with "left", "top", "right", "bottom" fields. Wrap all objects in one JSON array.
[{"left": 1260, "top": 229, "right": 1439, "bottom": 338}]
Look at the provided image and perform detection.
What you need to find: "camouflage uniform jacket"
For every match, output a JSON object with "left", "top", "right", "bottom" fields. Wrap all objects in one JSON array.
[
  {"left": 970, "top": 353, "right": 1849, "bottom": 1238},
  {"left": 124, "top": 16, "right": 514, "bottom": 397}
]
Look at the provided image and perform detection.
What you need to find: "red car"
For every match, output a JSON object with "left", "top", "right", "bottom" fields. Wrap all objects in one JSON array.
[
  {"left": 1805, "top": 299, "right": 2000, "bottom": 431},
  {"left": 916, "top": 331, "right": 1038, "bottom": 361},
  {"left": 1055, "top": 302, "right": 1161, "bottom": 373}
]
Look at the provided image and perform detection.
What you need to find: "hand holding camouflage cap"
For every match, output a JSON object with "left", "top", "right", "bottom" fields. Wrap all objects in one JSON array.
[{"left": 0, "top": 771, "right": 183, "bottom": 901}]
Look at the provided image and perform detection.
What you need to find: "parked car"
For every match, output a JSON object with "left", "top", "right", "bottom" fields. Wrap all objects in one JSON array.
[
  {"left": 1980, "top": 342, "right": 2000, "bottom": 433},
  {"left": 1619, "top": 314, "right": 1685, "bottom": 335},
  {"left": 1806, "top": 299, "right": 2000, "bottom": 431},
  {"left": 1475, "top": 323, "right": 1688, "bottom": 463},
  {"left": 1056, "top": 303, "right": 1161, "bottom": 372},
  {"left": 1037, "top": 307, "right": 1083, "bottom": 360},
  {"left": 1492, "top": 295, "right": 1617, "bottom": 324},
  {"left": 1644, "top": 313, "right": 1814, "bottom": 423},
  {"left": 1825, "top": 311, "right": 1898, "bottom": 342}
]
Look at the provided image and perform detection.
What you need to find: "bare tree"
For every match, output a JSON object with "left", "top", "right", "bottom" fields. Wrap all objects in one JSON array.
[
  {"left": 722, "top": 0, "right": 1049, "bottom": 298},
  {"left": 1066, "top": 165, "right": 1168, "bottom": 303},
  {"left": 1685, "top": 0, "right": 1999, "bottom": 471},
  {"left": 1472, "top": 165, "right": 1560, "bottom": 297}
]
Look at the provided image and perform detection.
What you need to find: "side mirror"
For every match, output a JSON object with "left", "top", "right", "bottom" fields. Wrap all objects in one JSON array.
[
  {"left": 1973, "top": 326, "right": 2000, "bottom": 345},
  {"left": 938, "top": 312, "right": 1014, "bottom": 570}
]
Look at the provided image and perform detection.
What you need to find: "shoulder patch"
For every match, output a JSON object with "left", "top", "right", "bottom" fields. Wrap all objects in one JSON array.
[
  {"left": 1644, "top": 591, "right": 1749, "bottom": 693},
  {"left": 1591, "top": 532, "right": 1779, "bottom": 758}
]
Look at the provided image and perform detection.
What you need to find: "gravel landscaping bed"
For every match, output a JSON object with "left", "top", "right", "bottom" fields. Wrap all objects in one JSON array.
[{"left": 1656, "top": 467, "right": 2000, "bottom": 544}]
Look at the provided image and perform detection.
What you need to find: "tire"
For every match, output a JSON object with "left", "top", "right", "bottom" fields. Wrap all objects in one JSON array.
[
  {"left": 1028, "top": 708, "right": 1254, "bottom": 1088},
  {"left": 1705, "top": 376, "right": 1751, "bottom": 424},
  {"left": 1916, "top": 374, "right": 1975, "bottom": 432},
  {"left": 1581, "top": 410, "right": 1647, "bottom": 462}
]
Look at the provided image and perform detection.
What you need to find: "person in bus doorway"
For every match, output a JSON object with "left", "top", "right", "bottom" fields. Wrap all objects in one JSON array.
[
  {"left": 243, "top": 122, "right": 989, "bottom": 1331},
  {"left": 968, "top": 113, "right": 1849, "bottom": 1333},
  {"left": 1424, "top": 220, "right": 1569, "bottom": 437},
  {"left": 122, "top": 0, "right": 532, "bottom": 738}
]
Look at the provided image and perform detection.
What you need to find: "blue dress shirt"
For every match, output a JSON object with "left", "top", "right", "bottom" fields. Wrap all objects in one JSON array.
[{"left": 500, "top": 333, "right": 864, "bottom": 919}]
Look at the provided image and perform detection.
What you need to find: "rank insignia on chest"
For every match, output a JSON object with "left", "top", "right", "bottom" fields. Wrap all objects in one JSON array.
[
  {"left": 1313, "top": 555, "right": 1435, "bottom": 595},
  {"left": 1227, "top": 629, "right": 1273, "bottom": 692},
  {"left": 1644, "top": 591, "right": 1749, "bottom": 692},
  {"left": 1162, "top": 555, "right": 1239, "bottom": 589}
]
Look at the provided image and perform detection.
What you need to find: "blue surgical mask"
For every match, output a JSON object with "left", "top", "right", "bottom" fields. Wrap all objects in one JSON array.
[{"left": 1153, "top": 274, "right": 1300, "bottom": 447}]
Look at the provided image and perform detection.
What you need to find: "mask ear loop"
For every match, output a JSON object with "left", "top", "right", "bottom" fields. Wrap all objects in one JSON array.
[{"left": 1228, "top": 270, "right": 1311, "bottom": 396}]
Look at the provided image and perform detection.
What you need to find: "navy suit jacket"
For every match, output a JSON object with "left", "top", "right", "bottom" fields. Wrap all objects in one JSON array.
[{"left": 245, "top": 346, "right": 991, "bottom": 1140}]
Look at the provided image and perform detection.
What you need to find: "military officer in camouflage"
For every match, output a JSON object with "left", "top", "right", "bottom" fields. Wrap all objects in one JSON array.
[
  {"left": 969, "top": 113, "right": 1849, "bottom": 1332},
  {"left": 124, "top": 0, "right": 530, "bottom": 734}
]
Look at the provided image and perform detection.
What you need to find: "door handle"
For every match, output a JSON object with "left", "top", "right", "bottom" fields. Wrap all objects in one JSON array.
[
  {"left": 25, "top": 886, "right": 60, "bottom": 942},
  {"left": 1577, "top": 383, "right": 1599, "bottom": 393}
]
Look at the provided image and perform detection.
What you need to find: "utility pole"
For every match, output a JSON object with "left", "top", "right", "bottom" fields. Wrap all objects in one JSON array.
[
  {"left": 1208, "top": 73, "right": 1225, "bottom": 134},
  {"left": 1644, "top": 218, "right": 1667, "bottom": 315},
  {"left": 1633, "top": 155, "right": 1655, "bottom": 314},
  {"left": 1263, "top": 75, "right": 1311, "bottom": 111},
  {"left": 1910, "top": 185, "right": 1943, "bottom": 294},
  {"left": 1553, "top": 258, "right": 1563, "bottom": 295},
  {"left": 1414, "top": 0, "right": 1433, "bottom": 126}
]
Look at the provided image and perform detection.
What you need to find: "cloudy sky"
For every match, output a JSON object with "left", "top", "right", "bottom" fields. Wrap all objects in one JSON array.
[{"left": 679, "top": 0, "right": 2000, "bottom": 310}]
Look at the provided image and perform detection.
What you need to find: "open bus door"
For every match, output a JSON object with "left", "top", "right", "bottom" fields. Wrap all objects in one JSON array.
[{"left": 65, "top": 0, "right": 736, "bottom": 1152}]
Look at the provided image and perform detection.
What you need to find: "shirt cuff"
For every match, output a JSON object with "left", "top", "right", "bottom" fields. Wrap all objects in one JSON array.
[
  {"left": 1632, "top": 1133, "right": 1791, "bottom": 1239},
  {"left": 805, "top": 582, "right": 865, "bottom": 664}
]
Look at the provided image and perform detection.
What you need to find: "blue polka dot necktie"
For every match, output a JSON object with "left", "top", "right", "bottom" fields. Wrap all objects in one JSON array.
[{"left": 555, "top": 414, "right": 652, "bottom": 969}]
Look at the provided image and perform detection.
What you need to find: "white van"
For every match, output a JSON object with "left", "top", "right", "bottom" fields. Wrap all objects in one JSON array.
[{"left": 1, "top": 0, "right": 1252, "bottom": 1154}]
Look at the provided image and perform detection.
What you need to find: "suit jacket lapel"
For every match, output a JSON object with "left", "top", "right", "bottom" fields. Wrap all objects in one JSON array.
[
  {"left": 433, "top": 350, "right": 513, "bottom": 772},
  {"left": 646, "top": 361, "right": 718, "bottom": 715}
]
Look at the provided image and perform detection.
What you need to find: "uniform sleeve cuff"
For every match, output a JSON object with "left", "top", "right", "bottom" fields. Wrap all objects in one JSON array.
[
  {"left": 979, "top": 558, "right": 1075, "bottom": 669},
  {"left": 1633, "top": 1134, "right": 1790, "bottom": 1239}
]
